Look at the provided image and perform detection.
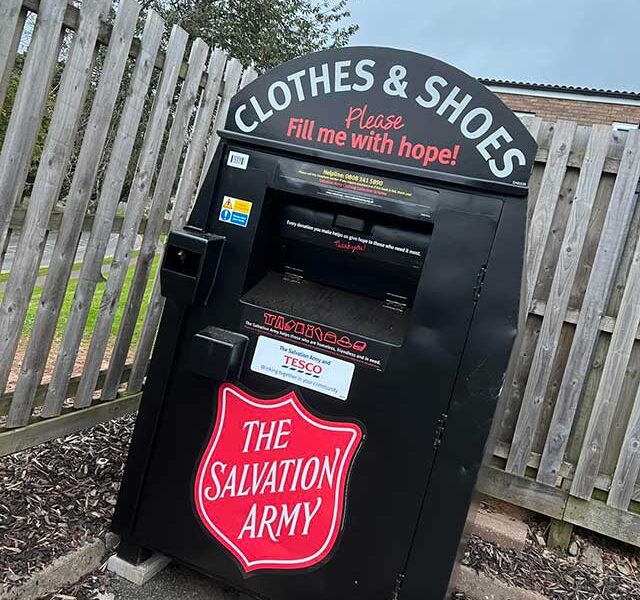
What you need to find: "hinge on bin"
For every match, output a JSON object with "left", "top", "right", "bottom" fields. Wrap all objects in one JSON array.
[
  {"left": 383, "top": 293, "right": 408, "bottom": 313},
  {"left": 433, "top": 413, "right": 448, "bottom": 449},
  {"left": 283, "top": 265, "right": 304, "bottom": 284},
  {"left": 391, "top": 573, "right": 405, "bottom": 600},
  {"left": 472, "top": 265, "right": 488, "bottom": 302}
]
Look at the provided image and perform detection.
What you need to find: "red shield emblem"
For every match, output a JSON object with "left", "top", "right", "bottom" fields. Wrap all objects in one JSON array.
[{"left": 194, "top": 383, "right": 363, "bottom": 573}]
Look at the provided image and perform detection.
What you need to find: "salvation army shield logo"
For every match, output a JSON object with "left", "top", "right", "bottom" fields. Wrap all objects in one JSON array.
[{"left": 194, "top": 383, "right": 363, "bottom": 573}]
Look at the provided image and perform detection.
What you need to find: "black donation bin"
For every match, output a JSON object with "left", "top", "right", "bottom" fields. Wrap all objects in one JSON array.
[{"left": 112, "top": 47, "right": 537, "bottom": 600}]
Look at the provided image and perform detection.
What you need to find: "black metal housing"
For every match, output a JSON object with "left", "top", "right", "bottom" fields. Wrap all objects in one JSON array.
[{"left": 112, "top": 47, "right": 536, "bottom": 600}]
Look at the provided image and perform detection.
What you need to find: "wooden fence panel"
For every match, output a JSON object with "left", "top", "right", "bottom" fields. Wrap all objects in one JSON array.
[
  {"left": 96, "top": 38, "right": 210, "bottom": 403},
  {"left": 127, "top": 48, "right": 229, "bottom": 392},
  {"left": 0, "top": 0, "right": 110, "bottom": 401},
  {"left": 0, "top": 0, "right": 67, "bottom": 256},
  {"left": 0, "top": 2, "right": 249, "bottom": 457},
  {"left": 610, "top": 384, "right": 640, "bottom": 509},
  {"left": 6, "top": 0, "right": 141, "bottom": 428},
  {"left": 42, "top": 9, "right": 165, "bottom": 418},
  {"left": 506, "top": 126, "right": 611, "bottom": 475},
  {"left": 571, "top": 242, "right": 640, "bottom": 499},
  {"left": 127, "top": 58, "right": 251, "bottom": 393},
  {"left": 70, "top": 23, "right": 189, "bottom": 409},
  {"left": 538, "top": 130, "right": 640, "bottom": 485},
  {"left": 524, "top": 121, "right": 576, "bottom": 309}
]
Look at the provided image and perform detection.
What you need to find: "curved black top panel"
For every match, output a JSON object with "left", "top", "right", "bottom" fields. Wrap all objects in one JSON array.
[{"left": 223, "top": 47, "right": 538, "bottom": 193}]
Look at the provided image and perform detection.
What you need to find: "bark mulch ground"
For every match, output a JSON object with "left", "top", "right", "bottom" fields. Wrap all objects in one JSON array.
[
  {"left": 0, "top": 416, "right": 134, "bottom": 588},
  {"left": 461, "top": 524, "right": 640, "bottom": 599},
  {"left": 3, "top": 414, "right": 640, "bottom": 599}
]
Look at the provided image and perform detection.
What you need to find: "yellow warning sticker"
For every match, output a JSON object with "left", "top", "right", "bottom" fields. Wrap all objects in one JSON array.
[{"left": 219, "top": 196, "right": 253, "bottom": 228}]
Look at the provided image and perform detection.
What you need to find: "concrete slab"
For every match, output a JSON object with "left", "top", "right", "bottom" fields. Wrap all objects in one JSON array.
[
  {"left": 106, "top": 563, "right": 238, "bottom": 600},
  {"left": 107, "top": 553, "right": 172, "bottom": 586},
  {"left": 471, "top": 496, "right": 530, "bottom": 551},
  {"left": 0, "top": 539, "right": 106, "bottom": 600},
  {"left": 453, "top": 566, "right": 550, "bottom": 600}
]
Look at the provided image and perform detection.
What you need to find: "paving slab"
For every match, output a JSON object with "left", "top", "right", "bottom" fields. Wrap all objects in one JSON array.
[{"left": 106, "top": 563, "right": 238, "bottom": 600}]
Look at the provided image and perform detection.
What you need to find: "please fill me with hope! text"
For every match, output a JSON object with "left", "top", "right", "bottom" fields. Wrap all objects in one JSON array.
[{"left": 233, "top": 58, "right": 528, "bottom": 179}]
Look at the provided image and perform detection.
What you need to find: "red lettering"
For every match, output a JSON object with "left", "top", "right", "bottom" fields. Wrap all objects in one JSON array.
[{"left": 345, "top": 104, "right": 405, "bottom": 132}]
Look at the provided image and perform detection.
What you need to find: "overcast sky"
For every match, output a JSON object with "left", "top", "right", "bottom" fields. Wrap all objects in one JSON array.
[{"left": 348, "top": 0, "right": 638, "bottom": 92}]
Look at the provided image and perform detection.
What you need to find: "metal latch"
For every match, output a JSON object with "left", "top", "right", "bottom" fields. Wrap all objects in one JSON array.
[
  {"left": 391, "top": 573, "right": 405, "bottom": 599},
  {"left": 433, "top": 413, "right": 448, "bottom": 449},
  {"left": 383, "top": 292, "right": 408, "bottom": 313},
  {"left": 473, "top": 265, "right": 488, "bottom": 302}
]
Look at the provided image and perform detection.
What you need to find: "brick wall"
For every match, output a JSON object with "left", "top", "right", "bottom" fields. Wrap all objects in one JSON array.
[{"left": 495, "top": 92, "right": 640, "bottom": 126}]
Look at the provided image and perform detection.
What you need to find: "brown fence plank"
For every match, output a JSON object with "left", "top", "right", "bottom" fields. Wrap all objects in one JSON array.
[
  {"left": 506, "top": 125, "right": 611, "bottom": 475},
  {"left": 6, "top": 0, "right": 141, "bottom": 427},
  {"left": 538, "top": 130, "right": 640, "bottom": 486},
  {"left": 525, "top": 121, "right": 577, "bottom": 309},
  {"left": 96, "top": 39, "right": 210, "bottom": 404},
  {"left": 70, "top": 24, "right": 188, "bottom": 410},
  {"left": 0, "top": 0, "right": 67, "bottom": 256},
  {"left": 127, "top": 48, "right": 229, "bottom": 392},
  {"left": 0, "top": 394, "right": 140, "bottom": 458},
  {"left": 477, "top": 465, "right": 567, "bottom": 520},
  {"left": 0, "top": 2, "right": 25, "bottom": 110},
  {"left": 41, "top": 10, "right": 165, "bottom": 418},
  {"left": 564, "top": 496, "right": 640, "bottom": 548},
  {"left": 608, "top": 360, "right": 640, "bottom": 509},
  {"left": 199, "top": 58, "right": 244, "bottom": 189},
  {"left": 0, "top": 0, "right": 111, "bottom": 399},
  {"left": 571, "top": 234, "right": 640, "bottom": 499}
]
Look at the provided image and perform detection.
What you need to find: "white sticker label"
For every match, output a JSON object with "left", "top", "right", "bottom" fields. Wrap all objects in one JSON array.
[
  {"left": 227, "top": 151, "right": 249, "bottom": 170},
  {"left": 251, "top": 336, "right": 355, "bottom": 401}
]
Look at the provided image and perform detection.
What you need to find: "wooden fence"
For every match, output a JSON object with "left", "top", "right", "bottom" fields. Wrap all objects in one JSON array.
[
  {"left": 1, "top": 1, "right": 640, "bottom": 550},
  {"left": 478, "top": 119, "right": 640, "bottom": 548},
  {"left": 0, "top": 0, "right": 255, "bottom": 455}
]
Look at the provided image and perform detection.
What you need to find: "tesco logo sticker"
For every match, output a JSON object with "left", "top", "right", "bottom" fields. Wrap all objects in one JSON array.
[
  {"left": 251, "top": 336, "right": 355, "bottom": 401},
  {"left": 283, "top": 355, "right": 323, "bottom": 377}
]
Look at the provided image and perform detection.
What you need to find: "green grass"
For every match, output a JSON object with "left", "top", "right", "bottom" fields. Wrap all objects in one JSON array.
[
  {"left": 17, "top": 254, "right": 160, "bottom": 345},
  {"left": 0, "top": 250, "right": 140, "bottom": 283}
]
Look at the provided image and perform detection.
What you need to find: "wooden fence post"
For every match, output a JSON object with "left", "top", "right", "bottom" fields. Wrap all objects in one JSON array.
[{"left": 198, "top": 58, "right": 244, "bottom": 189}]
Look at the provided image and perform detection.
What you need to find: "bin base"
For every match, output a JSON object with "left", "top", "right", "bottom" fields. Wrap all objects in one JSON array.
[{"left": 107, "top": 551, "right": 171, "bottom": 586}]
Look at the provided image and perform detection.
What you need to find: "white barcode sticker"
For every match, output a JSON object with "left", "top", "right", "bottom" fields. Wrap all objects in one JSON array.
[{"left": 227, "top": 151, "right": 249, "bottom": 170}]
